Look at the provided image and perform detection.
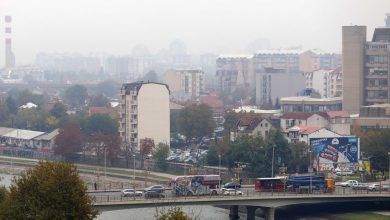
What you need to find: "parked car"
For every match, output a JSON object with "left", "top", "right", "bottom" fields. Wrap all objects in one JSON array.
[
  {"left": 340, "top": 180, "right": 358, "bottom": 187},
  {"left": 351, "top": 183, "right": 368, "bottom": 190},
  {"left": 222, "top": 182, "right": 241, "bottom": 190},
  {"left": 223, "top": 189, "right": 243, "bottom": 196},
  {"left": 121, "top": 189, "right": 143, "bottom": 197},
  {"left": 144, "top": 185, "right": 165, "bottom": 193},
  {"left": 144, "top": 191, "right": 165, "bottom": 199}
]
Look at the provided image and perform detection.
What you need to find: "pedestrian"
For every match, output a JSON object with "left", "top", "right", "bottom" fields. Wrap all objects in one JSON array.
[{"left": 94, "top": 182, "right": 97, "bottom": 191}]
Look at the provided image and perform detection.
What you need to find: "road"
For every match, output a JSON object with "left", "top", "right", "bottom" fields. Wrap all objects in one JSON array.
[{"left": 88, "top": 185, "right": 390, "bottom": 203}]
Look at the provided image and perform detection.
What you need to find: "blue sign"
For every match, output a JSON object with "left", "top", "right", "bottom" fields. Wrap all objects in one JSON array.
[{"left": 309, "top": 137, "right": 359, "bottom": 163}]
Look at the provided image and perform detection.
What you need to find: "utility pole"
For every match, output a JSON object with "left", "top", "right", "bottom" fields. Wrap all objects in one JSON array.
[
  {"left": 218, "top": 154, "right": 221, "bottom": 191},
  {"left": 271, "top": 144, "right": 275, "bottom": 177},
  {"left": 104, "top": 147, "right": 107, "bottom": 182}
]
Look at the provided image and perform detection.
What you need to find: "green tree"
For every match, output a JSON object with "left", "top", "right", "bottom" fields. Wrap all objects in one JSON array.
[
  {"left": 140, "top": 70, "right": 159, "bottom": 82},
  {"left": 153, "top": 143, "right": 170, "bottom": 171},
  {"left": 177, "top": 104, "right": 215, "bottom": 141},
  {"left": 14, "top": 108, "right": 49, "bottom": 131},
  {"left": 95, "top": 80, "right": 120, "bottom": 98},
  {"left": 50, "top": 102, "right": 67, "bottom": 118},
  {"left": 84, "top": 114, "right": 118, "bottom": 135},
  {"left": 89, "top": 94, "right": 109, "bottom": 107},
  {"left": 156, "top": 207, "right": 192, "bottom": 220},
  {"left": 0, "top": 161, "right": 98, "bottom": 220},
  {"left": 63, "top": 84, "right": 88, "bottom": 108},
  {"left": 5, "top": 96, "right": 17, "bottom": 115},
  {"left": 206, "top": 145, "right": 219, "bottom": 166}
]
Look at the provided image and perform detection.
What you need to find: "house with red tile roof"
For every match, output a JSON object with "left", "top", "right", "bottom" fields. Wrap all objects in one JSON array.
[
  {"left": 284, "top": 125, "right": 341, "bottom": 143},
  {"left": 281, "top": 111, "right": 351, "bottom": 135},
  {"left": 230, "top": 117, "right": 273, "bottom": 141}
]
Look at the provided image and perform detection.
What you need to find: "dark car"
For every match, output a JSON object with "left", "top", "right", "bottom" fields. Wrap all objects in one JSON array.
[
  {"left": 144, "top": 185, "right": 165, "bottom": 193},
  {"left": 144, "top": 191, "right": 165, "bottom": 199},
  {"left": 222, "top": 182, "right": 241, "bottom": 189}
]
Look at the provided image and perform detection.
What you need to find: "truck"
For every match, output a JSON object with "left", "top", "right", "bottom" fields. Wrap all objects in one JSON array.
[{"left": 255, "top": 175, "right": 335, "bottom": 193}]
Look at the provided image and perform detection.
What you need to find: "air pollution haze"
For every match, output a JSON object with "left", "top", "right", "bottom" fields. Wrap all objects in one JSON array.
[{"left": 0, "top": 0, "right": 389, "bottom": 65}]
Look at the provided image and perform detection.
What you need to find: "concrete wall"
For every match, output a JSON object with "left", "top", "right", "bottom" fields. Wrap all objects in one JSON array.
[
  {"left": 137, "top": 84, "right": 170, "bottom": 149},
  {"left": 342, "top": 26, "right": 366, "bottom": 114}
]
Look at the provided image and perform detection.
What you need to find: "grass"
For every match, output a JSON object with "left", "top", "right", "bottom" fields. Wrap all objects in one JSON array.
[
  {"left": 334, "top": 212, "right": 390, "bottom": 220},
  {"left": 0, "top": 156, "right": 172, "bottom": 182}
]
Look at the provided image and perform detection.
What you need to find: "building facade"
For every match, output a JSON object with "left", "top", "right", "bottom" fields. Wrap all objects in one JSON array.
[
  {"left": 342, "top": 26, "right": 390, "bottom": 114},
  {"left": 255, "top": 71, "right": 305, "bottom": 107},
  {"left": 216, "top": 55, "right": 252, "bottom": 93},
  {"left": 252, "top": 49, "right": 301, "bottom": 73},
  {"left": 120, "top": 82, "right": 170, "bottom": 151},
  {"left": 280, "top": 96, "right": 343, "bottom": 113},
  {"left": 299, "top": 50, "right": 341, "bottom": 73},
  {"left": 164, "top": 69, "right": 205, "bottom": 100},
  {"left": 304, "top": 68, "right": 343, "bottom": 98}
]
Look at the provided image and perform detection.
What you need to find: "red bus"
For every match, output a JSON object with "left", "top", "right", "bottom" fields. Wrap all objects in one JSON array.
[
  {"left": 255, "top": 177, "right": 286, "bottom": 191},
  {"left": 171, "top": 174, "right": 220, "bottom": 196}
]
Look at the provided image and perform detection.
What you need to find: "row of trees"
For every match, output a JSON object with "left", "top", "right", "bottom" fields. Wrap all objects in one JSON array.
[{"left": 206, "top": 130, "right": 303, "bottom": 177}]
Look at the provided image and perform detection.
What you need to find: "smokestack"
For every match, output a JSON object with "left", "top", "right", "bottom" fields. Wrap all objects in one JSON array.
[{"left": 5, "top": 16, "right": 15, "bottom": 69}]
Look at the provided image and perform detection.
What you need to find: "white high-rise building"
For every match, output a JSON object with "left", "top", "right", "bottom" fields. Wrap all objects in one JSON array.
[{"left": 120, "top": 82, "right": 170, "bottom": 151}]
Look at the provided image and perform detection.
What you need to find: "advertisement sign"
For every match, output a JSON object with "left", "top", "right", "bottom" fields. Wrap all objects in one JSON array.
[
  {"left": 359, "top": 160, "right": 371, "bottom": 173},
  {"left": 309, "top": 137, "right": 359, "bottom": 164}
]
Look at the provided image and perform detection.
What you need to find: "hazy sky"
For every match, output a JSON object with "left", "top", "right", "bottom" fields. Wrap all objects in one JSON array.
[{"left": 0, "top": 0, "right": 389, "bottom": 65}]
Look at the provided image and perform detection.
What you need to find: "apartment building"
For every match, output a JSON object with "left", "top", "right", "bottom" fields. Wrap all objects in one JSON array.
[
  {"left": 216, "top": 55, "right": 252, "bottom": 93},
  {"left": 304, "top": 68, "right": 343, "bottom": 98},
  {"left": 342, "top": 26, "right": 390, "bottom": 114},
  {"left": 255, "top": 70, "right": 305, "bottom": 107},
  {"left": 299, "top": 49, "right": 341, "bottom": 73},
  {"left": 252, "top": 49, "right": 301, "bottom": 73},
  {"left": 164, "top": 69, "right": 205, "bottom": 101},
  {"left": 120, "top": 82, "right": 170, "bottom": 151}
]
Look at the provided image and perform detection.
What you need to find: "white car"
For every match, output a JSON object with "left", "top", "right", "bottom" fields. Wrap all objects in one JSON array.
[
  {"left": 223, "top": 189, "right": 243, "bottom": 196},
  {"left": 121, "top": 189, "right": 143, "bottom": 197},
  {"left": 340, "top": 180, "right": 358, "bottom": 187},
  {"left": 368, "top": 183, "right": 389, "bottom": 191}
]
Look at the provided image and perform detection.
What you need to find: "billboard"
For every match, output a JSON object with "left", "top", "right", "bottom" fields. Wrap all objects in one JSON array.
[{"left": 309, "top": 137, "right": 359, "bottom": 164}]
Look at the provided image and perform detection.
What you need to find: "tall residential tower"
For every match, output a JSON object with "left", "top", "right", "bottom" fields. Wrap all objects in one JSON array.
[{"left": 342, "top": 26, "right": 390, "bottom": 114}]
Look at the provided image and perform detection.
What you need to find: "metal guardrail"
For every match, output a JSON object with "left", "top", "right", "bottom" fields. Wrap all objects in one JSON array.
[{"left": 92, "top": 187, "right": 390, "bottom": 204}]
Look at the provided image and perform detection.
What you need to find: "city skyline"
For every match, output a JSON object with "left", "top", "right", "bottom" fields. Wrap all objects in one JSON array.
[{"left": 0, "top": 0, "right": 389, "bottom": 66}]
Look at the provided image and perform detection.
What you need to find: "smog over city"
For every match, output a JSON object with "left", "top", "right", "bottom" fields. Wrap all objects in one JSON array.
[
  {"left": 0, "top": 0, "right": 389, "bottom": 65},
  {"left": 0, "top": 1, "right": 390, "bottom": 220}
]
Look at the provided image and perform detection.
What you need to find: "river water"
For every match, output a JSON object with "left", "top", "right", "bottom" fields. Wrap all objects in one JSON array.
[{"left": 97, "top": 206, "right": 232, "bottom": 220}]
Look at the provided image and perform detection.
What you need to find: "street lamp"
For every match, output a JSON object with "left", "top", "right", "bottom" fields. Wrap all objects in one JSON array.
[
  {"left": 104, "top": 148, "right": 107, "bottom": 182},
  {"left": 271, "top": 144, "right": 275, "bottom": 177},
  {"left": 218, "top": 154, "right": 221, "bottom": 191},
  {"left": 388, "top": 152, "right": 390, "bottom": 193},
  {"left": 133, "top": 154, "right": 136, "bottom": 181}
]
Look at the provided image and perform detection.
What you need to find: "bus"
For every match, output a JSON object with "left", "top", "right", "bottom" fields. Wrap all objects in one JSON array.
[
  {"left": 255, "top": 177, "right": 286, "bottom": 191},
  {"left": 171, "top": 174, "right": 220, "bottom": 196}
]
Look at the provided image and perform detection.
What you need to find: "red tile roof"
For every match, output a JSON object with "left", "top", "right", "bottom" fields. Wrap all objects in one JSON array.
[
  {"left": 281, "top": 112, "right": 314, "bottom": 120},
  {"left": 89, "top": 107, "right": 113, "bottom": 115},
  {"left": 199, "top": 96, "right": 224, "bottom": 113},
  {"left": 288, "top": 125, "right": 321, "bottom": 135}
]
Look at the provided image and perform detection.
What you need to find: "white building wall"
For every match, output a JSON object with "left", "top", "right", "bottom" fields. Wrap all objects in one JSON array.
[
  {"left": 137, "top": 84, "right": 170, "bottom": 150},
  {"left": 306, "top": 114, "right": 329, "bottom": 128}
]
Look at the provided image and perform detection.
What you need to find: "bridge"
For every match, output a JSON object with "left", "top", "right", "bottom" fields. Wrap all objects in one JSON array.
[{"left": 94, "top": 191, "right": 390, "bottom": 220}]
